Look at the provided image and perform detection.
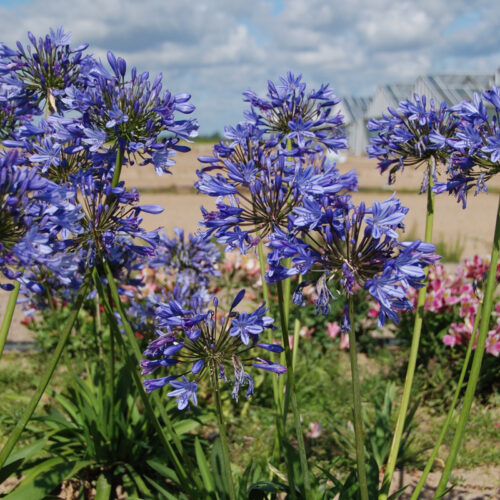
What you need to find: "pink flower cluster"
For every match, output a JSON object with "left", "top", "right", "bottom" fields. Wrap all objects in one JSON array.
[{"left": 404, "top": 256, "right": 499, "bottom": 356}]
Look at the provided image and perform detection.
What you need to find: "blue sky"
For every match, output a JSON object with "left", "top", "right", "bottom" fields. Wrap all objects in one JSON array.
[{"left": 0, "top": 0, "right": 498, "bottom": 134}]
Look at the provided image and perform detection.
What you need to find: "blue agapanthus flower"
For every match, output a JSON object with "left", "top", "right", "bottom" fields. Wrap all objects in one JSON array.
[
  {"left": 0, "top": 27, "right": 91, "bottom": 114},
  {"left": 431, "top": 86, "right": 500, "bottom": 208},
  {"left": 70, "top": 168, "right": 161, "bottom": 267},
  {"left": 147, "top": 228, "right": 221, "bottom": 282},
  {"left": 243, "top": 71, "right": 347, "bottom": 155},
  {"left": 141, "top": 291, "right": 285, "bottom": 410},
  {"left": 126, "top": 228, "right": 221, "bottom": 340},
  {"left": 367, "top": 93, "right": 457, "bottom": 190},
  {"left": 266, "top": 195, "right": 439, "bottom": 325},
  {"left": 196, "top": 123, "right": 357, "bottom": 253},
  {"left": 60, "top": 50, "right": 199, "bottom": 175},
  {"left": 0, "top": 150, "right": 82, "bottom": 291}
]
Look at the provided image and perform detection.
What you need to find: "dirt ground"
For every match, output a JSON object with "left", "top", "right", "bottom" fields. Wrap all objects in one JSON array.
[
  {"left": 392, "top": 466, "right": 500, "bottom": 499},
  {"left": 1, "top": 146, "right": 500, "bottom": 497}
]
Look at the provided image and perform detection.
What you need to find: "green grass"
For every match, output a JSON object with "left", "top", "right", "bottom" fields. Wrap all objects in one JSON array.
[
  {"left": 434, "top": 233, "right": 465, "bottom": 263},
  {"left": 2, "top": 331, "right": 499, "bottom": 491}
]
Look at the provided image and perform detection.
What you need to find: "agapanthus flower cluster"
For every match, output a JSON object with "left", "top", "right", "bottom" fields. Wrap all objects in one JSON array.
[
  {"left": 243, "top": 71, "right": 347, "bottom": 155},
  {"left": 0, "top": 27, "right": 90, "bottom": 114},
  {"left": 266, "top": 195, "right": 439, "bottom": 325},
  {"left": 0, "top": 80, "right": 37, "bottom": 140},
  {"left": 147, "top": 228, "right": 220, "bottom": 283},
  {"left": 432, "top": 86, "right": 500, "bottom": 207},
  {"left": 141, "top": 290, "right": 286, "bottom": 409},
  {"left": 367, "top": 93, "right": 457, "bottom": 190},
  {"left": 197, "top": 123, "right": 357, "bottom": 253},
  {"left": 3, "top": 115, "right": 110, "bottom": 184},
  {"left": 59, "top": 50, "right": 198, "bottom": 175},
  {"left": 0, "top": 150, "right": 83, "bottom": 291},
  {"left": 124, "top": 229, "right": 221, "bottom": 339},
  {"left": 70, "top": 168, "right": 162, "bottom": 267}
]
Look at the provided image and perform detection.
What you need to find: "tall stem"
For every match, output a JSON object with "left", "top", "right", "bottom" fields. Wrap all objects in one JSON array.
[
  {"left": 257, "top": 240, "right": 272, "bottom": 314},
  {"left": 257, "top": 241, "right": 284, "bottom": 466},
  {"left": 0, "top": 280, "right": 21, "bottom": 359},
  {"left": 347, "top": 295, "right": 369, "bottom": 500},
  {"left": 292, "top": 276, "right": 303, "bottom": 372},
  {"left": 435, "top": 194, "right": 500, "bottom": 497},
  {"left": 110, "top": 144, "right": 125, "bottom": 189},
  {"left": 410, "top": 299, "right": 482, "bottom": 499},
  {"left": 0, "top": 279, "right": 90, "bottom": 469},
  {"left": 210, "top": 366, "right": 236, "bottom": 500},
  {"left": 94, "top": 267, "right": 117, "bottom": 441},
  {"left": 277, "top": 280, "right": 311, "bottom": 500},
  {"left": 380, "top": 167, "right": 435, "bottom": 498}
]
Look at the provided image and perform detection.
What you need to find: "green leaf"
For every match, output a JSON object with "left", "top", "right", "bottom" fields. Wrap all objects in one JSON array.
[
  {"left": 143, "top": 475, "right": 184, "bottom": 500},
  {"left": 0, "top": 439, "right": 47, "bottom": 483},
  {"left": 195, "top": 437, "right": 215, "bottom": 493},
  {"left": 173, "top": 417, "right": 204, "bottom": 435},
  {"left": 122, "top": 463, "right": 152, "bottom": 497},
  {"left": 94, "top": 473, "right": 112, "bottom": 500},
  {"left": 4, "top": 459, "right": 92, "bottom": 500},
  {"left": 146, "top": 459, "right": 179, "bottom": 484}
]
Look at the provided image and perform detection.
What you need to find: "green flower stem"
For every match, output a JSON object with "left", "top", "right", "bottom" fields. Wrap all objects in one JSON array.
[
  {"left": 0, "top": 279, "right": 21, "bottom": 359},
  {"left": 257, "top": 241, "right": 284, "bottom": 466},
  {"left": 277, "top": 280, "right": 311, "bottom": 500},
  {"left": 292, "top": 276, "right": 303, "bottom": 372},
  {"left": 210, "top": 366, "right": 236, "bottom": 500},
  {"left": 257, "top": 240, "right": 272, "bottom": 315},
  {"left": 347, "top": 295, "right": 369, "bottom": 500},
  {"left": 93, "top": 267, "right": 117, "bottom": 443},
  {"left": 410, "top": 299, "right": 482, "bottom": 500},
  {"left": 102, "top": 261, "right": 204, "bottom": 492},
  {"left": 435, "top": 193, "right": 500, "bottom": 497},
  {"left": 380, "top": 170, "right": 435, "bottom": 499},
  {"left": 279, "top": 258, "right": 293, "bottom": 422},
  {"left": 110, "top": 144, "right": 125, "bottom": 189},
  {"left": 0, "top": 278, "right": 90, "bottom": 470}
]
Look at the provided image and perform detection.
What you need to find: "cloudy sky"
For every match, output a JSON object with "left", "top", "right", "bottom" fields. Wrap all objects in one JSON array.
[{"left": 1, "top": 0, "right": 498, "bottom": 134}]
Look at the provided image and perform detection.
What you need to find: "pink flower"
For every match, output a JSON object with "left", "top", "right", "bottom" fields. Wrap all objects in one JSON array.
[
  {"left": 339, "top": 332, "right": 350, "bottom": 350},
  {"left": 327, "top": 321, "right": 341, "bottom": 339},
  {"left": 306, "top": 421, "right": 322, "bottom": 439},
  {"left": 486, "top": 331, "right": 500, "bottom": 357},
  {"left": 443, "top": 334, "right": 459, "bottom": 347},
  {"left": 367, "top": 305, "right": 380, "bottom": 318},
  {"left": 299, "top": 326, "right": 314, "bottom": 338}
]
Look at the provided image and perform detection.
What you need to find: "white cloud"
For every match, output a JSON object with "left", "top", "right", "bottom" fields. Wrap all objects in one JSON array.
[{"left": 0, "top": 0, "right": 498, "bottom": 132}]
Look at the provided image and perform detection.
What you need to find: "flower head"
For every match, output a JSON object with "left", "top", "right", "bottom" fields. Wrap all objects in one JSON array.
[
  {"left": 267, "top": 195, "right": 439, "bottom": 325},
  {"left": 367, "top": 93, "right": 457, "bottom": 190},
  {"left": 0, "top": 27, "right": 90, "bottom": 114},
  {"left": 61, "top": 51, "right": 198, "bottom": 174},
  {"left": 197, "top": 123, "right": 356, "bottom": 252},
  {"left": 432, "top": 86, "right": 500, "bottom": 207},
  {"left": 243, "top": 72, "right": 347, "bottom": 154},
  {"left": 142, "top": 290, "right": 285, "bottom": 408},
  {"left": 0, "top": 149, "right": 82, "bottom": 290}
]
